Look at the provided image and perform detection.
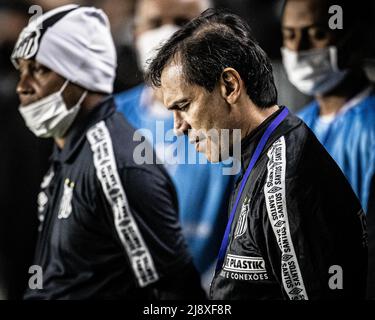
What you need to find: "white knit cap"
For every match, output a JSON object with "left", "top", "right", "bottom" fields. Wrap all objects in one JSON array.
[{"left": 11, "top": 4, "right": 117, "bottom": 94}]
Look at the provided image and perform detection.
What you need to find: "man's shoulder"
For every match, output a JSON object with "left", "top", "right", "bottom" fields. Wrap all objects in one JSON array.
[
  {"left": 86, "top": 114, "right": 135, "bottom": 164},
  {"left": 85, "top": 115, "right": 170, "bottom": 184},
  {"left": 270, "top": 111, "right": 312, "bottom": 154},
  {"left": 266, "top": 113, "right": 325, "bottom": 177},
  {"left": 351, "top": 91, "right": 375, "bottom": 127}
]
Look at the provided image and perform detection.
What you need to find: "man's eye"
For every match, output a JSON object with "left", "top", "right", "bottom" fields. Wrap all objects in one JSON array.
[
  {"left": 32, "top": 65, "right": 49, "bottom": 75},
  {"left": 149, "top": 17, "right": 162, "bottom": 29},
  {"left": 282, "top": 29, "right": 295, "bottom": 40},
  {"left": 309, "top": 28, "right": 329, "bottom": 41},
  {"left": 180, "top": 103, "right": 190, "bottom": 111}
]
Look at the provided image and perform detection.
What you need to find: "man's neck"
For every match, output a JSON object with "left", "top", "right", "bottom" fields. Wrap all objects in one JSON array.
[
  {"left": 240, "top": 104, "right": 280, "bottom": 140},
  {"left": 55, "top": 93, "right": 107, "bottom": 149},
  {"left": 316, "top": 70, "right": 369, "bottom": 116},
  {"left": 229, "top": 103, "right": 279, "bottom": 162}
]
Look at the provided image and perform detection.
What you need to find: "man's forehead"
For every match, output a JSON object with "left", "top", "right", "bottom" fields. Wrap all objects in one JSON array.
[
  {"left": 17, "top": 59, "right": 55, "bottom": 76},
  {"left": 18, "top": 58, "right": 41, "bottom": 68},
  {"left": 283, "top": 0, "right": 328, "bottom": 28},
  {"left": 161, "top": 64, "right": 184, "bottom": 99},
  {"left": 162, "top": 63, "right": 184, "bottom": 81},
  {"left": 138, "top": 0, "right": 204, "bottom": 19},
  {"left": 18, "top": 58, "right": 35, "bottom": 68},
  {"left": 161, "top": 63, "right": 197, "bottom": 106}
]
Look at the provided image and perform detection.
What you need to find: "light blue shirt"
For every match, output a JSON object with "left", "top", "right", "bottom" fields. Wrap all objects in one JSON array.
[{"left": 298, "top": 87, "right": 375, "bottom": 214}]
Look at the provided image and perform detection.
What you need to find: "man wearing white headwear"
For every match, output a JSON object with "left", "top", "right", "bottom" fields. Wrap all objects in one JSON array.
[{"left": 12, "top": 4, "right": 204, "bottom": 300}]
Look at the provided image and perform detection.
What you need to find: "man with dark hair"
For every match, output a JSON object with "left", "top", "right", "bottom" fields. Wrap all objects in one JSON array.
[
  {"left": 115, "top": 0, "right": 236, "bottom": 292},
  {"left": 281, "top": 0, "right": 375, "bottom": 299},
  {"left": 147, "top": 8, "right": 367, "bottom": 299},
  {"left": 12, "top": 4, "right": 204, "bottom": 300}
]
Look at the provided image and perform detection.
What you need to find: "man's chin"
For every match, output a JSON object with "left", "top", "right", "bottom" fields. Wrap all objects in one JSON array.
[
  {"left": 206, "top": 156, "right": 219, "bottom": 163},
  {"left": 203, "top": 150, "right": 223, "bottom": 163},
  {"left": 196, "top": 141, "right": 225, "bottom": 163}
]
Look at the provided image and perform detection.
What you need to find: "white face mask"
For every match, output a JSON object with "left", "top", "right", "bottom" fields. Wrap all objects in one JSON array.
[
  {"left": 18, "top": 80, "right": 88, "bottom": 138},
  {"left": 136, "top": 24, "right": 180, "bottom": 73},
  {"left": 281, "top": 46, "right": 348, "bottom": 96}
]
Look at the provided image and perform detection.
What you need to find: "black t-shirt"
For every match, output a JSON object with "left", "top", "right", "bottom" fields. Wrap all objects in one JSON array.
[{"left": 24, "top": 97, "right": 204, "bottom": 300}]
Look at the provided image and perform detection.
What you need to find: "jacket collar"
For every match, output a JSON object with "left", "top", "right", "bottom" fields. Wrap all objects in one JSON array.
[
  {"left": 240, "top": 106, "right": 301, "bottom": 174},
  {"left": 51, "top": 95, "right": 115, "bottom": 164}
]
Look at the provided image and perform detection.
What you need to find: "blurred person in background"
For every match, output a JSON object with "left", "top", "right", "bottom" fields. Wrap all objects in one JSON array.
[
  {"left": 281, "top": 0, "right": 375, "bottom": 298},
  {"left": 0, "top": 0, "right": 51, "bottom": 299},
  {"left": 115, "top": 0, "right": 236, "bottom": 291},
  {"left": 89, "top": 0, "right": 143, "bottom": 92},
  {"left": 214, "top": 0, "right": 312, "bottom": 112},
  {"left": 12, "top": 4, "right": 204, "bottom": 299}
]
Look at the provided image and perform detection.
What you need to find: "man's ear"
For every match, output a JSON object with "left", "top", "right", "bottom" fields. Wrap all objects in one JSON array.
[{"left": 219, "top": 68, "right": 242, "bottom": 104}]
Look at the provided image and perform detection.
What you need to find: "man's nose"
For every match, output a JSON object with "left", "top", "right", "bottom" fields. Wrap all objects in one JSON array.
[
  {"left": 173, "top": 111, "right": 189, "bottom": 136},
  {"left": 293, "top": 30, "right": 312, "bottom": 52},
  {"left": 16, "top": 73, "right": 33, "bottom": 96}
]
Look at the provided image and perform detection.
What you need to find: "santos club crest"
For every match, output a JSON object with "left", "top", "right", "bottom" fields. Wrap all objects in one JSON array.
[
  {"left": 58, "top": 179, "right": 75, "bottom": 220},
  {"left": 234, "top": 196, "right": 250, "bottom": 239}
]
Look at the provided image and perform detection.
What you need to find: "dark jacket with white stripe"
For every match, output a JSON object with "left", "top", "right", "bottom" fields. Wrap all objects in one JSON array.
[
  {"left": 24, "top": 97, "right": 204, "bottom": 300},
  {"left": 210, "top": 107, "right": 368, "bottom": 300}
]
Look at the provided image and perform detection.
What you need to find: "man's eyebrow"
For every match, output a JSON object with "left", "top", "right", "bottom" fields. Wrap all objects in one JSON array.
[
  {"left": 34, "top": 62, "right": 50, "bottom": 69},
  {"left": 167, "top": 98, "right": 189, "bottom": 110},
  {"left": 282, "top": 23, "right": 325, "bottom": 30}
]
